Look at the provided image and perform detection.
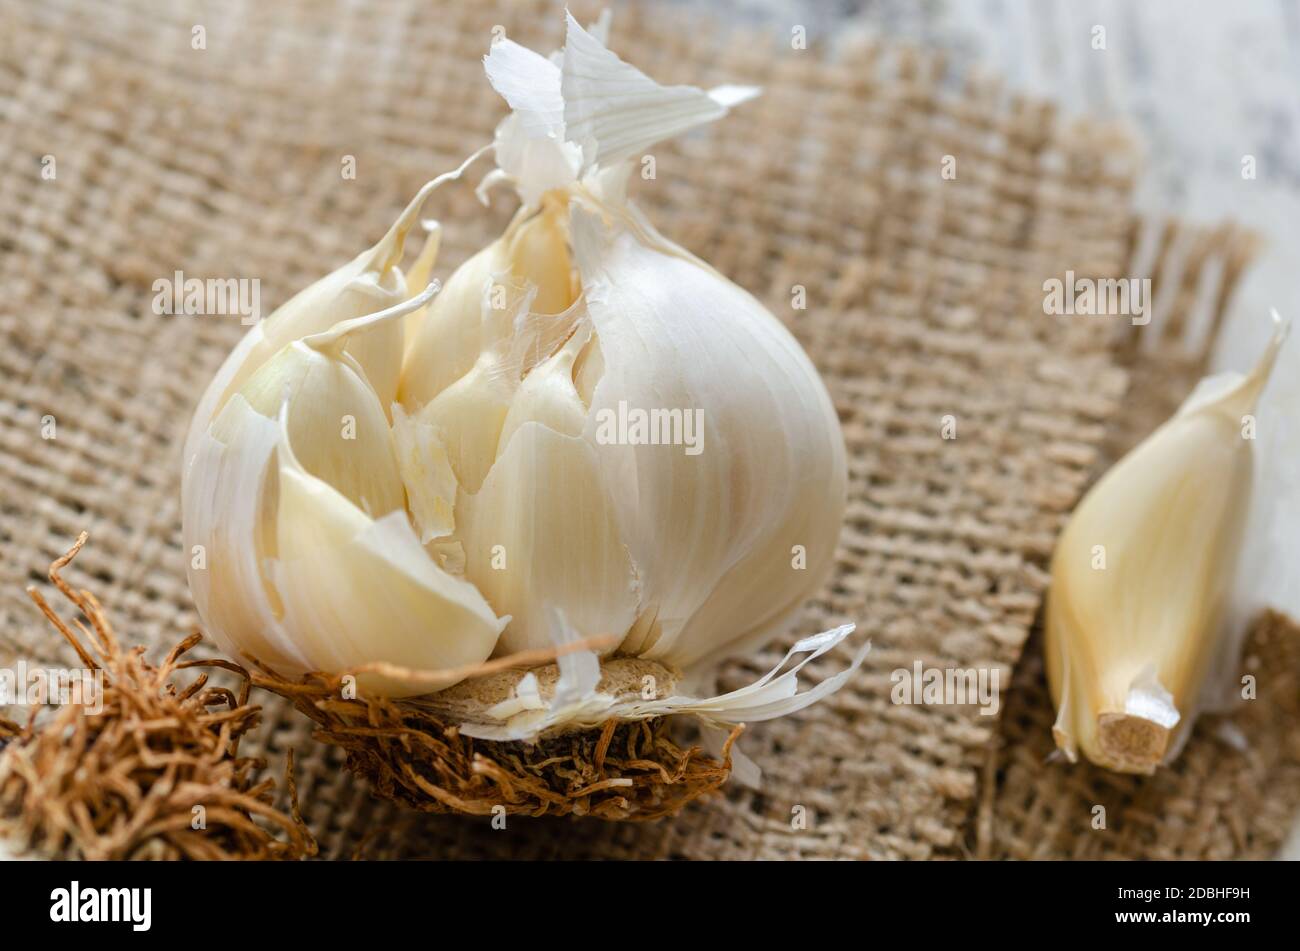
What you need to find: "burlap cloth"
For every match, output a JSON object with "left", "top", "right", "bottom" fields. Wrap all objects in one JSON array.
[{"left": 1, "top": 0, "right": 1293, "bottom": 859}]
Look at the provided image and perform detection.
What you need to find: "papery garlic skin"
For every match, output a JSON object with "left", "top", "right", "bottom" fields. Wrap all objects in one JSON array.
[
  {"left": 567, "top": 208, "right": 846, "bottom": 669},
  {"left": 181, "top": 13, "right": 855, "bottom": 713},
  {"left": 1046, "top": 317, "right": 1287, "bottom": 774}
]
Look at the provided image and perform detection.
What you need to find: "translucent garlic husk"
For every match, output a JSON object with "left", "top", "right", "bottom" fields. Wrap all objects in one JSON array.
[
  {"left": 180, "top": 13, "right": 865, "bottom": 748},
  {"left": 1045, "top": 316, "right": 1287, "bottom": 774}
]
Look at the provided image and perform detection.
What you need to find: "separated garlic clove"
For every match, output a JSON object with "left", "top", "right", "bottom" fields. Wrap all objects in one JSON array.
[{"left": 1046, "top": 316, "right": 1288, "bottom": 774}]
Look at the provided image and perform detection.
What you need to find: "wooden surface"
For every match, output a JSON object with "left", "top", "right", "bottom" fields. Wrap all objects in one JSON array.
[{"left": 684, "top": 0, "right": 1300, "bottom": 417}]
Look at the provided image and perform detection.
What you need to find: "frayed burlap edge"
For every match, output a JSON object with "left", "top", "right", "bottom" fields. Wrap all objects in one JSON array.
[
  {"left": 0, "top": 535, "right": 315, "bottom": 860},
  {"left": 251, "top": 667, "right": 741, "bottom": 822}
]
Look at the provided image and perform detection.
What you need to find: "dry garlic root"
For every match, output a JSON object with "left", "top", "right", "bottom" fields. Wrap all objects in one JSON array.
[
  {"left": 1046, "top": 313, "right": 1288, "bottom": 774},
  {"left": 181, "top": 13, "right": 865, "bottom": 751}
]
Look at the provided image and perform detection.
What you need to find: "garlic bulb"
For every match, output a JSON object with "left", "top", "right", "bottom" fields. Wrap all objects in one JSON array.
[
  {"left": 1046, "top": 314, "right": 1288, "bottom": 774},
  {"left": 181, "top": 13, "right": 863, "bottom": 735}
]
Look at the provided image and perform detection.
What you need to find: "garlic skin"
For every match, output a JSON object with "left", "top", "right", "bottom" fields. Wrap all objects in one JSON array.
[
  {"left": 567, "top": 207, "right": 846, "bottom": 670},
  {"left": 1046, "top": 316, "right": 1287, "bottom": 774},
  {"left": 181, "top": 13, "right": 858, "bottom": 721}
]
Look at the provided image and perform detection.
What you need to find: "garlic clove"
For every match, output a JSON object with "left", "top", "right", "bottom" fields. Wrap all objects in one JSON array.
[
  {"left": 268, "top": 427, "right": 505, "bottom": 696},
  {"left": 497, "top": 324, "right": 591, "bottom": 453},
  {"left": 184, "top": 252, "right": 407, "bottom": 464},
  {"left": 236, "top": 340, "right": 406, "bottom": 519},
  {"left": 183, "top": 394, "right": 311, "bottom": 675},
  {"left": 398, "top": 244, "right": 502, "bottom": 409},
  {"left": 456, "top": 420, "right": 639, "bottom": 656},
  {"left": 570, "top": 207, "right": 847, "bottom": 668},
  {"left": 399, "top": 201, "right": 576, "bottom": 410},
  {"left": 507, "top": 198, "right": 576, "bottom": 316},
  {"left": 1046, "top": 317, "right": 1287, "bottom": 773},
  {"left": 409, "top": 269, "right": 580, "bottom": 494},
  {"left": 414, "top": 356, "right": 515, "bottom": 495}
]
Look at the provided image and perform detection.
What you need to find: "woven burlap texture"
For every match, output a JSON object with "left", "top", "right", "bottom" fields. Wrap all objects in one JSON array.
[{"left": 0, "top": 0, "right": 1257, "bottom": 860}]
